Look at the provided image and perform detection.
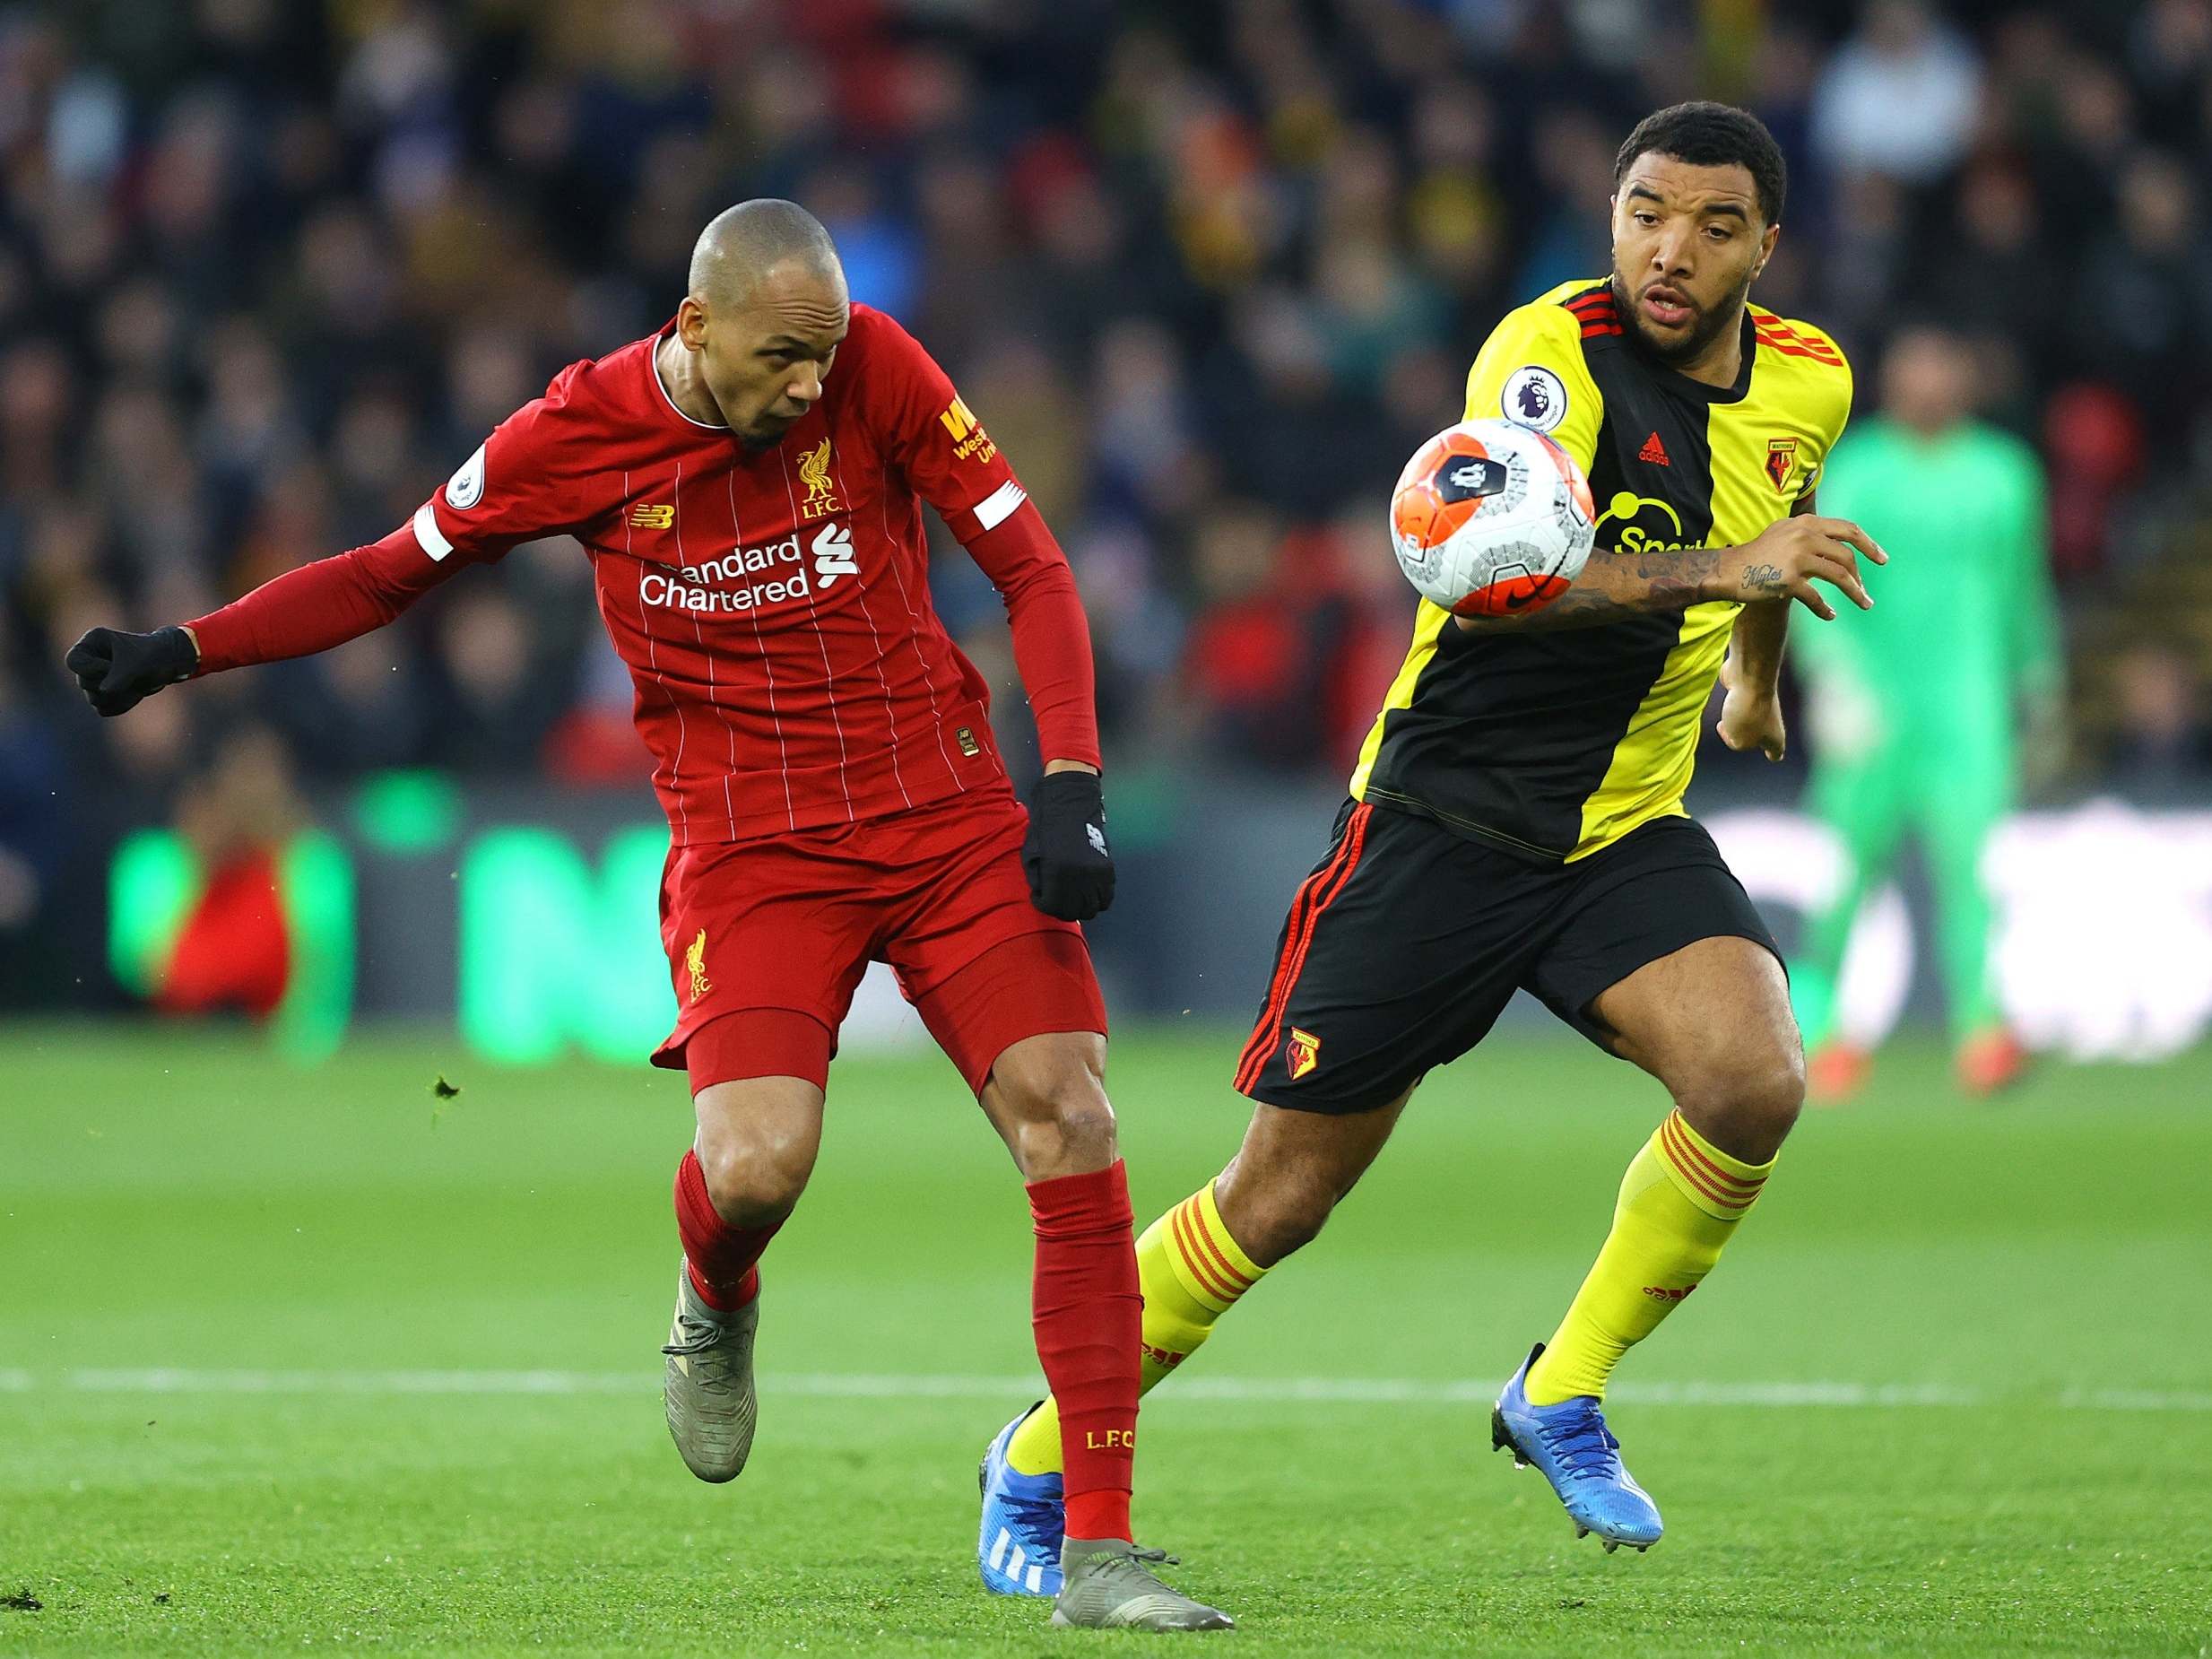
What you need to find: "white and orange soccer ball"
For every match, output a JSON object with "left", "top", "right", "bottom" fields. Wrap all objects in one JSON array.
[{"left": 1388, "top": 418, "right": 1596, "bottom": 617}]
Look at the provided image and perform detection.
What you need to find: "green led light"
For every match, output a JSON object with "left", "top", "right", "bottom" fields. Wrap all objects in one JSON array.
[
  {"left": 353, "top": 770, "right": 463, "bottom": 855},
  {"left": 456, "top": 827, "right": 675, "bottom": 1064}
]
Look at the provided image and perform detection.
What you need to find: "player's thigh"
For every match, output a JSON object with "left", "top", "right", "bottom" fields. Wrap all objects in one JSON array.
[
  {"left": 1233, "top": 800, "right": 1540, "bottom": 1116},
  {"left": 650, "top": 838, "right": 880, "bottom": 1092},
  {"left": 884, "top": 793, "right": 1105, "bottom": 1090},
  {"left": 1589, "top": 938, "right": 1801, "bottom": 1162},
  {"left": 1213, "top": 1089, "right": 1413, "bottom": 1268},
  {"left": 1530, "top": 819, "right": 1800, "bottom": 1160}
]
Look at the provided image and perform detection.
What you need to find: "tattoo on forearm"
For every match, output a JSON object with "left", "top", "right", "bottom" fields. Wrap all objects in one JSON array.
[{"left": 1453, "top": 543, "right": 1722, "bottom": 634}]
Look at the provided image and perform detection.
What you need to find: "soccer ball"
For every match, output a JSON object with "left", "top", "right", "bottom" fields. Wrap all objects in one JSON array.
[{"left": 1388, "top": 418, "right": 1596, "bottom": 617}]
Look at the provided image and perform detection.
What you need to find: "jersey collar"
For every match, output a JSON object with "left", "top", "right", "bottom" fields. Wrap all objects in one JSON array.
[
  {"left": 1625, "top": 307, "right": 1757, "bottom": 406},
  {"left": 649, "top": 318, "right": 731, "bottom": 431}
]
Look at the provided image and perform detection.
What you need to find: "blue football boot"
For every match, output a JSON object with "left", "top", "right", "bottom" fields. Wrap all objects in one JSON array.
[
  {"left": 977, "top": 1404, "right": 1065, "bottom": 1597},
  {"left": 1492, "top": 1343, "right": 1664, "bottom": 1551}
]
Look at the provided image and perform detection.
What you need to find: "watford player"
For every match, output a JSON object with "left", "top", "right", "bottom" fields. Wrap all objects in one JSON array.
[
  {"left": 66, "top": 202, "right": 1230, "bottom": 1632},
  {"left": 983, "top": 105, "right": 1881, "bottom": 1568}
]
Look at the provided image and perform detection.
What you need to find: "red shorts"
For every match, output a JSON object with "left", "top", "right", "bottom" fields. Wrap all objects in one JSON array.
[{"left": 652, "top": 785, "right": 1106, "bottom": 1095}]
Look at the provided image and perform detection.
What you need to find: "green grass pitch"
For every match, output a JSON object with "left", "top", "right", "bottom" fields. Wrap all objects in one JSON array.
[{"left": 4, "top": 1023, "right": 2208, "bottom": 1656}]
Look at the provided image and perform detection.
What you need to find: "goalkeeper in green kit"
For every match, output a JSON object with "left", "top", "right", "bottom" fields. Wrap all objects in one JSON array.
[{"left": 1783, "top": 325, "right": 2062, "bottom": 1101}]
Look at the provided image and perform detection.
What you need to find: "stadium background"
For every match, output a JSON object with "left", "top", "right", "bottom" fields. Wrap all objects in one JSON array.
[
  {"left": 4, "top": 4, "right": 2210, "bottom": 1655},
  {"left": 3, "top": 0, "right": 2211, "bottom": 1055}
]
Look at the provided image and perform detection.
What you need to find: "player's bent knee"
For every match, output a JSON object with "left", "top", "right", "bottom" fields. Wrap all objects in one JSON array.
[
  {"left": 1236, "top": 1187, "right": 1334, "bottom": 1266},
  {"left": 695, "top": 1134, "right": 814, "bottom": 1228},
  {"left": 985, "top": 1032, "right": 1118, "bottom": 1179},
  {"left": 1673, "top": 1047, "right": 1805, "bottom": 1163},
  {"left": 1215, "top": 1161, "right": 1336, "bottom": 1267},
  {"left": 1047, "top": 1093, "right": 1121, "bottom": 1173},
  {"left": 1002, "top": 1084, "right": 1119, "bottom": 1180},
  {"left": 692, "top": 1081, "right": 823, "bottom": 1227}
]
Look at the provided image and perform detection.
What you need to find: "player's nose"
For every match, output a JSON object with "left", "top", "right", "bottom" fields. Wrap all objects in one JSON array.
[
  {"left": 786, "top": 367, "right": 825, "bottom": 405},
  {"left": 1652, "top": 228, "right": 1696, "bottom": 274}
]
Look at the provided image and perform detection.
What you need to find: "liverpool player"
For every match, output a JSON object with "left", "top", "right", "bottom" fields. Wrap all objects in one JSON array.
[{"left": 66, "top": 201, "right": 1229, "bottom": 1632}]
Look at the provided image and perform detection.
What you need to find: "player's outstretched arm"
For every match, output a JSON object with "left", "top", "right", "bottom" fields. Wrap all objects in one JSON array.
[
  {"left": 65, "top": 521, "right": 464, "bottom": 717},
  {"left": 1456, "top": 512, "right": 1887, "bottom": 635}
]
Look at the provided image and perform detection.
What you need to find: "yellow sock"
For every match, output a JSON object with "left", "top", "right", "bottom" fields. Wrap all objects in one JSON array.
[
  {"left": 1524, "top": 1108, "right": 1774, "bottom": 1406},
  {"left": 1005, "top": 1179, "right": 1264, "bottom": 1477}
]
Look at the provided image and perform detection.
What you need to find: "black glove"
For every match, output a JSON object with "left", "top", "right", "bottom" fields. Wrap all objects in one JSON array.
[
  {"left": 65, "top": 626, "right": 198, "bottom": 717},
  {"left": 1023, "top": 769, "right": 1115, "bottom": 922}
]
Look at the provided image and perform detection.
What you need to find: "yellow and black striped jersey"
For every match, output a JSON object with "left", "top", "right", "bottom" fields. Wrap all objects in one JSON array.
[{"left": 1350, "top": 279, "right": 1852, "bottom": 862}]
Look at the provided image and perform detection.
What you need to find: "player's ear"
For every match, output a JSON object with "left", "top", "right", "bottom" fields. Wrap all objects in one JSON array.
[
  {"left": 1755, "top": 222, "right": 1781, "bottom": 274},
  {"left": 676, "top": 296, "right": 709, "bottom": 351}
]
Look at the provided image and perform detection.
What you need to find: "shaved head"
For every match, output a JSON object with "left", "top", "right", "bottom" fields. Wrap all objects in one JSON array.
[
  {"left": 662, "top": 199, "right": 852, "bottom": 446},
  {"left": 688, "top": 199, "right": 845, "bottom": 306}
]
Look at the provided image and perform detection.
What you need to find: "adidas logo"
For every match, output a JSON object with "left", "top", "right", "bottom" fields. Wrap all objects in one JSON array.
[
  {"left": 1638, "top": 431, "right": 1670, "bottom": 466},
  {"left": 985, "top": 1524, "right": 1050, "bottom": 1594}
]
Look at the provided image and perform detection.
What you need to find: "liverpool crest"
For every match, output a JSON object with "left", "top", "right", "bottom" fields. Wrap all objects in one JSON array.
[{"left": 797, "top": 439, "right": 843, "bottom": 519}]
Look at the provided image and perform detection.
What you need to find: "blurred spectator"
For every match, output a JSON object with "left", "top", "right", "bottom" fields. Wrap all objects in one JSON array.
[
  {"left": 1809, "top": 1, "right": 1982, "bottom": 184},
  {"left": 159, "top": 725, "right": 305, "bottom": 1021},
  {"left": 2104, "top": 642, "right": 2212, "bottom": 799},
  {"left": 2040, "top": 383, "right": 2148, "bottom": 585},
  {"left": 0, "top": 633, "right": 66, "bottom": 1003},
  {"left": 1180, "top": 501, "right": 1321, "bottom": 769}
]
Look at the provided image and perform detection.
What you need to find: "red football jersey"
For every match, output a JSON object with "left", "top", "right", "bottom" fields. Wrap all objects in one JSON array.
[{"left": 405, "top": 304, "right": 1060, "bottom": 842}]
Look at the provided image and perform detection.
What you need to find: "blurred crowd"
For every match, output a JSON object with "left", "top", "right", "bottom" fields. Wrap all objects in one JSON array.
[{"left": 5, "top": 0, "right": 2212, "bottom": 890}]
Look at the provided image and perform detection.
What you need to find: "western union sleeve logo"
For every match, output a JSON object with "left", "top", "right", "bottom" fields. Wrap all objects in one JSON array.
[{"left": 939, "top": 396, "right": 998, "bottom": 464}]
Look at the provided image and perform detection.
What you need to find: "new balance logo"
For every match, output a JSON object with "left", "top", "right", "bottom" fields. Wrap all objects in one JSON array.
[
  {"left": 1638, "top": 431, "right": 1670, "bottom": 466},
  {"left": 1086, "top": 822, "right": 1108, "bottom": 856},
  {"left": 811, "top": 521, "right": 858, "bottom": 587},
  {"left": 630, "top": 502, "right": 674, "bottom": 528}
]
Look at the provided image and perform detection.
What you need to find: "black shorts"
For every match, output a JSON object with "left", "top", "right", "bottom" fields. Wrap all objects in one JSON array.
[{"left": 1232, "top": 800, "right": 1782, "bottom": 1114}]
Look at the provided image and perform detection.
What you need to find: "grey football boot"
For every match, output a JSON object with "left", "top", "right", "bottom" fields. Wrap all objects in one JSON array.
[
  {"left": 1052, "top": 1538, "right": 1235, "bottom": 1631},
  {"left": 661, "top": 1261, "right": 759, "bottom": 1482}
]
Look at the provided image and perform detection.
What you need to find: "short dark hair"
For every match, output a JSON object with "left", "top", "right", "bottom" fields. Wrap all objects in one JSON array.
[{"left": 1614, "top": 102, "right": 1787, "bottom": 227}]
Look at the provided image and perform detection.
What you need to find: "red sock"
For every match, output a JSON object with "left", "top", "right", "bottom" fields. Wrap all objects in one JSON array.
[
  {"left": 673, "top": 1149, "right": 779, "bottom": 1312},
  {"left": 1028, "top": 1160, "right": 1140, "bottom": 1543}
]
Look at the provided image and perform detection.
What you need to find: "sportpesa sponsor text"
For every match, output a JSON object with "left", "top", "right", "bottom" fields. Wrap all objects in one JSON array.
[{"left": 638, "top": 520, "right": 861, "bottom": 614}]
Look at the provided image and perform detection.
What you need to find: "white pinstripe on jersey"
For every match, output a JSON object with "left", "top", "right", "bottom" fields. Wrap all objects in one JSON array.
[{"left": 772, "top": 441, "right": 854, "bottom": 822}]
